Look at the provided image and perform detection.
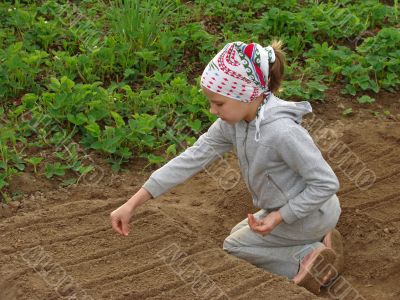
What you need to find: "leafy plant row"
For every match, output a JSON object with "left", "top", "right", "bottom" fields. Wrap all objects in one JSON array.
[
  {"left": 0, "top": 0, "right": 399, "bottom": 196},
  {"left": 0, "top": 72, "right": 215, "bottom": 193}
]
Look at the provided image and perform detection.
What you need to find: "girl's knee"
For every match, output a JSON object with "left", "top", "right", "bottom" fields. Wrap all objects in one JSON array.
[
  {"left": 229, "top": 223, "right": 246, "bottom": 235},
  {"left": 222, "top": 235, "right": 237, "bottom": 252}
]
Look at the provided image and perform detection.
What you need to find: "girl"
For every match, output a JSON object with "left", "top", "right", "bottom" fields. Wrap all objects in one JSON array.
[{"left": 110, "top": 41, "right": 344, "bottom": 294}]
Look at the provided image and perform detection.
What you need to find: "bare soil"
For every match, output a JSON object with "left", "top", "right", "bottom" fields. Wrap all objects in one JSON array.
[{"left": 1, "top": 90, "right": 399, "bottom": 300}]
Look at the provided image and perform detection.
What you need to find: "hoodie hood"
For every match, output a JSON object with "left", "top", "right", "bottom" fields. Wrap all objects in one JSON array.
[{"left": 246, "top": 93, "right": 313, "bottom": 127}]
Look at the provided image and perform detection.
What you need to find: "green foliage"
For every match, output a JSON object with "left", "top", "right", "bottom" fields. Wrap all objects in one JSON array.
[
  {"left": 107, "top": 0, "right": 177, "bottom": 77},
  {"left": 357, "top": 28, "right": 400, "bottom": 91},
  {"left": 342, "top": 108, "right": 353, "bottom": 116},
  {"left": 45, "top": 162, "right": 67, "bottom": 178},
  {"left": 303, "top": 27, "right": 400, "bottom": 96},
  {"left": 357, "top": 95, "right": 375, "bottom": 104},
  {"left": 108, "top": 0, "right": 176, "bottom": 50},
  {"left": 0, "top": 0, "right": 399, "bottom": 193},
  {"left": 25, "top": 157, "right": 43, "bottom": 173},
  {"left": 0, "top": 42, "right": 49, "bottom": 100}
]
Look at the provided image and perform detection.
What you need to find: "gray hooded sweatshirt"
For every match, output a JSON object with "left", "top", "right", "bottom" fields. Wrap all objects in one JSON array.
[{"left": 142, "top": 94, "right": 341, "bottom": 226}]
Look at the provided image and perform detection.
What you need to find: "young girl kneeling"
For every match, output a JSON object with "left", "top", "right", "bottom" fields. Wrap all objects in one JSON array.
[{"left": 110, "top": 41, "right": 344, "bottom": 294}]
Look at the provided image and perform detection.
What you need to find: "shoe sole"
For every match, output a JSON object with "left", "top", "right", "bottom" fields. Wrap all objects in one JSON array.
[
  {"left": 293, "top": 247, "right": 336, "bottom": 294},
  {"left": 323, "top": 229, "right": 344, "bottom": 276}
]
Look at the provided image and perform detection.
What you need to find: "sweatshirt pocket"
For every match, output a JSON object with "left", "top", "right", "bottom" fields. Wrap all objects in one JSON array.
[
  {"left": 268, "top": 174, "right": 287, "bottom": 200},
  {"left": 259, "top": 173, "right": 287, "bottom": 207}
]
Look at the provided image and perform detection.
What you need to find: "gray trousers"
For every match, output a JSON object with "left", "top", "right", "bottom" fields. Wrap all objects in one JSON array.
[{"left": 223, "top": 195, "right": 341, "bottom": 279}]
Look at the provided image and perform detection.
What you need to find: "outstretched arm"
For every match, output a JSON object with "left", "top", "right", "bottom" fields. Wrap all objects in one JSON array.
[
  {"left": 110, "top": 119, "right": 233, "bottom": 236},
  {"left": 142, "top": 118, "right": 233, "bottom": 198}
]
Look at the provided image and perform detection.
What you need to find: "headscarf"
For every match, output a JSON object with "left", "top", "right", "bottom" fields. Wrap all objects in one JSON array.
[{"left": 200, "top": 41, "right": 276, "bottom": 142}]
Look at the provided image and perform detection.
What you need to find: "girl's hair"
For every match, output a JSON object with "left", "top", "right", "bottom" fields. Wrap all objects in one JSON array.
[{"left": 268, "top": 40, "right": 285, "bottom": 93}]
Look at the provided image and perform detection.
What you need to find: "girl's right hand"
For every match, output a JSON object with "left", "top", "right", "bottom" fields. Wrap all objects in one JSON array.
[{"left": 110, "top": 203, "right": 134, "bottom": 236}]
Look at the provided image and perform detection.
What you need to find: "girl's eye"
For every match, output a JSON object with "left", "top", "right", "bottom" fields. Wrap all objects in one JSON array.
[{"left": 217, "top": 103, "right": 223, "bottom": 107}]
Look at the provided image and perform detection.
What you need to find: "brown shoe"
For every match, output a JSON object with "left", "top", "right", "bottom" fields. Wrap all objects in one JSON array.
[
  {"left": 292, "top": 246, "right": 336, "bottom": 294},
  {"left": 323, "top": 229, "right": 344, "bottom": 276}
]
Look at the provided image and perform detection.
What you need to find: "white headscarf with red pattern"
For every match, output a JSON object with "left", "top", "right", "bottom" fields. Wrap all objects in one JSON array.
[{"left": 201, "top": 41, "right": 276, "bottom": 142}]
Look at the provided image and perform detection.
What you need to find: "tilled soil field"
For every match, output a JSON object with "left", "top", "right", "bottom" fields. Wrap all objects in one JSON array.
[{"left": 1, "top": 92, "right": 399, "bottom": 300}]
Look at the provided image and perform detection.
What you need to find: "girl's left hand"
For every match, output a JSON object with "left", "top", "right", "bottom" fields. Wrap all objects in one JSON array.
[{"left": 247, "top": 211, "right": 283, "bottom": 236}]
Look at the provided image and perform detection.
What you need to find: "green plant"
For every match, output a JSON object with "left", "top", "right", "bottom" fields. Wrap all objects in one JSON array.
[
  {"left": 357, "top": 95, "right": 375, "bottom": 104},
  {"left": 342, "top": 107, "right": 353, "bottom": 116},
  {"left": 0, "top": 122, "right": 23, "bottom": 190},
  {"left": 44, "top": 162, "right": 68, "bottom": 178},
  {"left": 372, "top": 111, "right": 380, "bottom": 117},
  {"left": 357, "top": 28, "right": 400, "bottom": 91},
  {"left": 25, "top": 157, "right": 43, "bottom": 173},
  {"left": 0, "top": 42, "right": 48, "bottom": 100},
  {"left": 107, "top": 0, "right": 176, "bottom": 77},
  {"left": 108, "top": 0, "right": 175, "bottom": 50}
]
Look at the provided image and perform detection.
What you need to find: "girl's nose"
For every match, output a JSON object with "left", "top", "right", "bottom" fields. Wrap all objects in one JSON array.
[{"left": 209, "top": 105, "right": 218, "bottom": 115}]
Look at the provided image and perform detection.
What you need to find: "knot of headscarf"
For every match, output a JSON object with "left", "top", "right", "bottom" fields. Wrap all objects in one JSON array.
[{"left": 201, "top": 41, "right": 276, "bottom": 142}]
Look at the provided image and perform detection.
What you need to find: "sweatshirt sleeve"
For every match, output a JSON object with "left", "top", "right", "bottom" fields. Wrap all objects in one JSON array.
[
  {"left": 142, "top": 118, "right": 233, "bottom": 199},
  {"left": 276, "top": 125, "right": 340, "bottom": 224}
]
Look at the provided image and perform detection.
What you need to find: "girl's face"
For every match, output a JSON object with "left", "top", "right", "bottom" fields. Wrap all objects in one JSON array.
[{"left": 202, "top": 86, "right": 262, "bottom": 124}]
